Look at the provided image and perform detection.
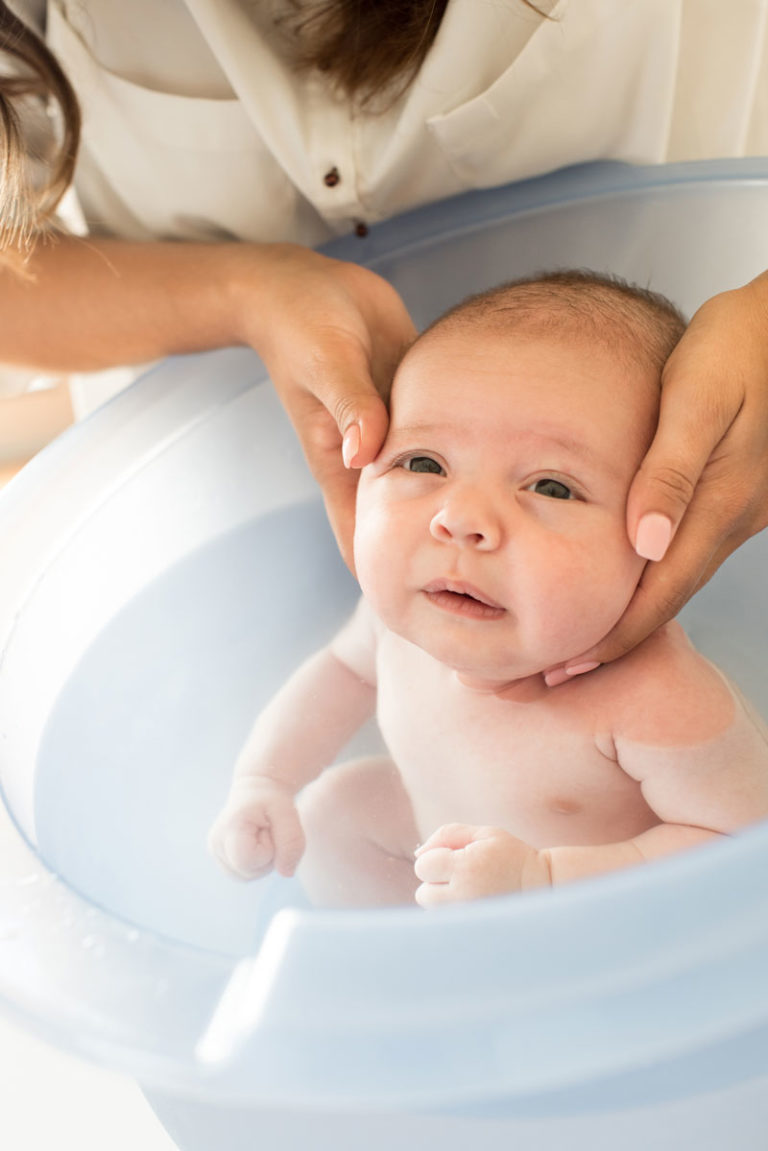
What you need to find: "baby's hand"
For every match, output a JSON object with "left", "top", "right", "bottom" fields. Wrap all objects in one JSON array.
[
  {"left": 413, "top": 824, "right": 550, "bottom": 908},
  {"left": 208, "top": 778, "right": 305, "bottom": 880}
]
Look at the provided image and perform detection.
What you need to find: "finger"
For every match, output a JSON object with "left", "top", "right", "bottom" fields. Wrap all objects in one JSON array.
[
  {"left": 270, "top": 805, "right": 307, "bottom": 878},
  {"left": 415, "top": 822, "right": 482, "bottom": 854},
  {"left": 556, "top": 524, "right": 749, "bottom": 679},
  {"left": 291, "top": 367, "right": 389, "bottom": 570},
  {"left": 415, "top": 881, "right": 460, "bottom": 909},
  {"left": 300, "top": 340, "right": 391, "bottom": 468},
  {"left": 287, "top": 396, "right": 365, "bottom": 571},
  {"left": 570, "top": 502, "right": 724, "bottom": 667},
  {"left": 627, "top": 373, "right": 736, "bottom": 563},
  {"left": 414, "top": 847, "right": 455, "bottom": 884},
  {"left": 318, "top": 462, "right": 360, "bottom": 573},
  {"left": 222, "top": 826, "right": 275, "bottom": 880}
]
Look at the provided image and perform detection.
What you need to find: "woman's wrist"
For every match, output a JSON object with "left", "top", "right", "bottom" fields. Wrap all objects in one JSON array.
[{"left": 222, "top": 241, "right": 342, "bottom": 353}]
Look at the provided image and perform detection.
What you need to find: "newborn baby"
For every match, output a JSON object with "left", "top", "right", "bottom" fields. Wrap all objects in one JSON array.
[{"left": 210, "top": 270, "right": 768, "bottom": 908}]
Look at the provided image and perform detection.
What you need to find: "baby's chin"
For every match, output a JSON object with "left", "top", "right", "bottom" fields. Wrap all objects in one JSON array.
[
  {"left": 377, "top": 602, "right": 618, "bottom": 685},
  {"left": 408, "top": 632, "right": 548, "bottom": 687}
]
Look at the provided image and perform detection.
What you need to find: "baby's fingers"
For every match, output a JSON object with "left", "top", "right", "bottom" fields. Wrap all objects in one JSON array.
[
  {"left": 414, "top": 846, "right": 455, "bottom": 884},
  {"left": 218, "top": 825, "right": 276, "bottom": 880},
  {"left": 415, "top": 880, "right": 462, "bottom": 909},
  {"left": 270, "top": 803, "right": 307, "bottom": 878},
  {"left": 415, "top": 822, "right": 483, "bottom": 855}
]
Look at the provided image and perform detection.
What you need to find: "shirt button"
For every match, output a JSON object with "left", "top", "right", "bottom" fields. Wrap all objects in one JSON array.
[
  {"left": 323, "top": 167, "right": 341, "bottom": 187},
  {"left": 354, "top": 222, "right": 369, "bottom": 238}
]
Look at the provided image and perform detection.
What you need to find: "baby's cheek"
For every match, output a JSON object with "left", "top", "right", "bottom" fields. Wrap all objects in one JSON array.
[
  {"left": 354, "top": 521, "right": 399, "bottom": 618},
  {"left": 530, "top": 542, "right": 642, "bottom": 652},
  {"left": 571, "top": 544, "right": 644, "bottom": 633}
]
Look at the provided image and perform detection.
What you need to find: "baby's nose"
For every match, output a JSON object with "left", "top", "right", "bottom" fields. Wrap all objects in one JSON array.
[{"left": 429, "top": 494, "right": 502, "bottom": 550}]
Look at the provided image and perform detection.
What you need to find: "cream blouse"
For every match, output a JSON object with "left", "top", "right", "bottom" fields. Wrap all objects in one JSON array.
[
  {"left": 6, "top": 0, "right": 768, "bottom": 411},
  {"left": 15, "top": 0, "right": 768, "bottom": 246}
]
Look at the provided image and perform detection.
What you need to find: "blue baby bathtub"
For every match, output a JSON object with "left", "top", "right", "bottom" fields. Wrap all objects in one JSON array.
[{"left": 1, "top": 159, "right": 768, "bottom": 1151}]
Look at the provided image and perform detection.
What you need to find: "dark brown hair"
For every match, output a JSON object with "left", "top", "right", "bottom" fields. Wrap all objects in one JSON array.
[
  {"left": 0, "top": 0, "right": 551, "bottom": 258},
  {"left": 0, "top": 1, "right": 80, "bottom": 265},
  {"left": 286, "top": 0, "right": 551, "bottom": 107}
]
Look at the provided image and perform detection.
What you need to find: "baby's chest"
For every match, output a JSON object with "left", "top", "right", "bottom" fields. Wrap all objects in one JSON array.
[{"left": 375, "top": 653, "right": 644, "bottom": 838}]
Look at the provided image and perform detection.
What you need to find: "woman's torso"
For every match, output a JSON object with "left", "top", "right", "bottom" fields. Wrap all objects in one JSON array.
[{"left": 20, "top": 0, "right": 768, "bottom": 246}]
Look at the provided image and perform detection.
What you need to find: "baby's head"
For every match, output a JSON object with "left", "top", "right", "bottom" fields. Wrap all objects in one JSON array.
[{"left": 354, "top": 271, "right": 686, "bottom": 687}]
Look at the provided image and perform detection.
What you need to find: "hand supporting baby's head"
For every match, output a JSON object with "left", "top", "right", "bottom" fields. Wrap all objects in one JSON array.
[{"left": 354, "top": 271, "right": 687, "bottom": 688}]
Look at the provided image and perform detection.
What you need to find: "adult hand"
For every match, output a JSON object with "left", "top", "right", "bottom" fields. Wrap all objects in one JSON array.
[
  {"left": 546, "top": 273, "right": 768, "bottom": 685},
  {"left": 237, "top": 245, "right": 416, "bottom": 569}
]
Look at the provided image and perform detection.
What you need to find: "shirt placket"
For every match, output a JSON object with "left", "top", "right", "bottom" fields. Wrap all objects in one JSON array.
[{"left": 304, "top": 74, "right": 368, "bottom": 237}]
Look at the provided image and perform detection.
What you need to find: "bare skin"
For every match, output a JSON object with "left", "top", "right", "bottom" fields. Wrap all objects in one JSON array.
[
  {"left": 0, "top": 236, "right": 412, "bottom": 564},
  {"left": 552, "top": 272, "right": 768, "bottom": 676},
  {"left": 209, "top": 319, "right": 768, "bottom": 907},
  {"left": 2, "top": 237, "right": 768, "bottom": 611}
]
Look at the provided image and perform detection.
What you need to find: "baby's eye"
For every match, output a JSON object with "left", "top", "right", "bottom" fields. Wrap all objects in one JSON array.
[
  {"left": 402, "top": 455, "right": 445, "bottom": 475},
  {"left": 528, "top": 477, "right": 574, "bottom": 500}
]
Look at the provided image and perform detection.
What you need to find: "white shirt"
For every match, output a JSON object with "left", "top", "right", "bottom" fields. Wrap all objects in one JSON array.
[
  {"left": 8, "top": 0, "right": 768, "bottom": 411},
  {"left": 22, "top": 0, "right": 768, "bottom": 246}
]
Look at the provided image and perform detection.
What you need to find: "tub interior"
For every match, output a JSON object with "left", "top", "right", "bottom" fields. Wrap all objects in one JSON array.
[
  {"left": 26, "top": 486, "right": 768, "bottom": 956},
  {"left": 2, "top": 160, "right": 768, "bottom": 1106}
]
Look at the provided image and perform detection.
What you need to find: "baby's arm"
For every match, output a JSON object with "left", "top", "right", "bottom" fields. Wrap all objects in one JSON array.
[
  {"left": 413, "top": 818, "right": 725, "bottom": 907},
  {"left": 416, "top": 645, "right": 768, "bottom": 905},
  {"left": 209, "top": 598, "right": 378, "bottom": 879},
  {"left": 543, "top": 663, "right": 768, "bottom": 885}
]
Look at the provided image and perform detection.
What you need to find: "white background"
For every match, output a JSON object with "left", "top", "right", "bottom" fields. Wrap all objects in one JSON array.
[{"left": 0, "top": 1005, "right": 179, "bottom": 1150}]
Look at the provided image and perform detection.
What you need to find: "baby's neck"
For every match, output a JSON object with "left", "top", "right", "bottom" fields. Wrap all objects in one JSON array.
[{"left": 454, "top": 669, "right": 547, "bottom": 700}]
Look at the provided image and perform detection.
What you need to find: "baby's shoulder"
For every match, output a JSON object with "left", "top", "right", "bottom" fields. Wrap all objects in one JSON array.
[{"left": 590, "top": 622, "right": 738, "bottom": 744}]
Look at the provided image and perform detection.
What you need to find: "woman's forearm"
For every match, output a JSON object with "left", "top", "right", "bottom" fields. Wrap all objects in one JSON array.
[
  {"left": 0, "top": 234, "right": 409, "bottom": 566},
  {"left": 0, "top": 234, "right": 267, "bottom": 372}
]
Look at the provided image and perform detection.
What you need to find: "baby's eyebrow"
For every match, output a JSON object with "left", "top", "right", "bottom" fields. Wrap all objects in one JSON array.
[
  {"left": 386, "top": 420, "right": 626, "bottom": 485},
  {"left": 391, "top": 420, "right": 585, "bottom": 457},
  {"left": 387, "top": 421, "right": 442, "bottom": 440}
]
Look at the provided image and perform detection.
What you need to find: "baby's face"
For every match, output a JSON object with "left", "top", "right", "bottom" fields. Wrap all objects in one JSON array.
[{"left": 354, "top": 324, "right": 658, "bottom": 687}]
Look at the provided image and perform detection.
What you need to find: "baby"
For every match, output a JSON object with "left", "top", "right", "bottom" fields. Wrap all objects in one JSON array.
[{"left": 209, "top": 271, "right": 768, "bottom": 908}]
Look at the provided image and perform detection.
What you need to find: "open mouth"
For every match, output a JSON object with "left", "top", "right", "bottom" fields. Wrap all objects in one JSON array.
[{"left": 422, "top": 580, "right": 506, "bottom": 620}]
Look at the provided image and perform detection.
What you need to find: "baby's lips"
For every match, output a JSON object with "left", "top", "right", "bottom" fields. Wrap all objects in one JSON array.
[{"left": 422, "top": 577, "right": 504, "bottom": 609}]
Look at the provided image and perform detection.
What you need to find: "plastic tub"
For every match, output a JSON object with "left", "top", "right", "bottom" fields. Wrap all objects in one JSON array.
[{"left": 1, "top": 159, "right": 768, "bottom": 1150}]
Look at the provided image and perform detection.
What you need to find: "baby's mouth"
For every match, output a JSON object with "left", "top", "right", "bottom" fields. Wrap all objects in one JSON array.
[{"left": 422, "top": 579, "right": 506, "bottom": 620}]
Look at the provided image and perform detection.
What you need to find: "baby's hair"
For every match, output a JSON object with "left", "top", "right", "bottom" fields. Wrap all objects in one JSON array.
[{"left": 423, "top": 270, "right": 687, "bottom": 376}]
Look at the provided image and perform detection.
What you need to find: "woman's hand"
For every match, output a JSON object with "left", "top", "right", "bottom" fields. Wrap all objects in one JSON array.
[
  {"left": 234, "top": 244, "right": 416, "bottom": 569},
  {"left": 0, "top": 237, "right": 415, "bottom": 570},
  {"left": 545, "top": 273, "right": 768, "bottom": 685}
]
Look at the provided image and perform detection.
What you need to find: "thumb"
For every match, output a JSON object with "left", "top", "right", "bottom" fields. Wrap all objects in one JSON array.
[
  {"left": 302, "top": 336, "right": 391, "bottom": 469},
  {"left": 627, "top": 378, "right": 733, "bottom": 563},
  {"left": 287, "top": 354, "right": 390, "bottom": 569},
  {"left": 336, "top": 386, "right": 390, "bottom": 470}
]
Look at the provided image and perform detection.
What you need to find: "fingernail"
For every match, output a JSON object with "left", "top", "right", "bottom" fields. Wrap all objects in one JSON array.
[
  {"left": 564, "top": 660, "right": 601, "bottom": 678},
  {"left": 342, "top": 423, "right": 361, "bottom": 468},
  {"left": 544, "top": 668, "right": 570, "bottom": 688},
  {"left": 635, "top": 512, "right": 673, "bottom": 561}
]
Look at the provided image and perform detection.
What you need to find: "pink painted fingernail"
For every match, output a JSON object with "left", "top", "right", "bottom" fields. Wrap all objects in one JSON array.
[
  {"left": 564, "top": 660, "right": 601, "bottom": 678},
  {"left": 342, "top": 423, "right": 361, "bottom": 468},
  {"left": 544, "top": 668, "right": 570, "bottom": 688},
  {"left": 635, "top": 513, "right": 673, "bottom": 561}
]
